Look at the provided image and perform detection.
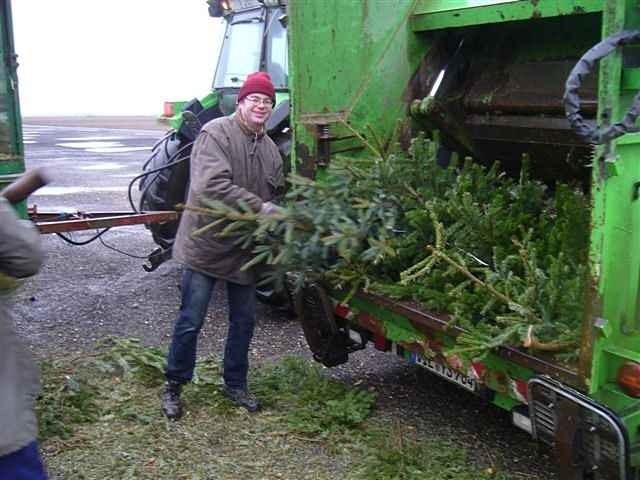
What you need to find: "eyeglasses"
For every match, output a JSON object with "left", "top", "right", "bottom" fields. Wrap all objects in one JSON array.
[{"left": 245, "top": 96, "right": 274, "bottom": 107}]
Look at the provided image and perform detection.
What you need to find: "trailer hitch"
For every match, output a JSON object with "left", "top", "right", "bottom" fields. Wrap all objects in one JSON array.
[{"left": 143, "top": 246, "right": 173, "bottom": 272}]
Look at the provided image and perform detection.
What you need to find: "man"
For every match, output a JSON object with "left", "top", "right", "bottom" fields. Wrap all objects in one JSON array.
[
  {"left": 0, "top": 197, "right": 47, "bottom": 478},
  {"left": 162, "top": 72, "right": 284, "bottom": 418}
]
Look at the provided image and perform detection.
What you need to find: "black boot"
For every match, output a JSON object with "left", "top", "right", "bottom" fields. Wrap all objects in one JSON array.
[
  {"left": 223, "top": 385, "right": 260, "bottom": 412},
  {"left": 161, "top": 380, "right": 184, "bottom": 420}
]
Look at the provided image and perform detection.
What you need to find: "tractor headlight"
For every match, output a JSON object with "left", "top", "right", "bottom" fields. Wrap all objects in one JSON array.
[{"left": 207, "top": 0, "right": 231, "bottom": 17}]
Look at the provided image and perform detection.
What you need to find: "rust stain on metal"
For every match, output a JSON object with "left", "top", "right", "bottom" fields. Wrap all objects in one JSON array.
[
  {"left": 358, "top": 291, "right": 581, "bottom": 387},
  {"left": 396, "top": 341, "right": 423, "bottom": 354},
  {"left": 295, "top": 143, "right": 317, "bottom": 179},
  {"left": 356, "top": 311, "right": 385, "bottom": 337},
  {"left": 299, "top": 111, "right": 348, "bottom": 125},
  {"left": 555, "top": 401, "right": 582, "bottom": 479},
  {"left": 578, "top": 271, "right": 600, "bottom": 387},
  {"left": 403, "top": 39, "right": 443, "bottom": 107},
  {"left": 35, "top": 211, "right": 179, "bottom": 234}
]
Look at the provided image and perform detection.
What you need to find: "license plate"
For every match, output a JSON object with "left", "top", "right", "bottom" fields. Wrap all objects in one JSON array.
[{"left": 414, "top": 354, "right": 477, "bottom": 392}]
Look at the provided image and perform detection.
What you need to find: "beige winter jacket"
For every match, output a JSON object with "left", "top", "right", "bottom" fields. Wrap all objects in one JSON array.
[
  {"left": 173, "top": 115, "right": 284, "bottom": 285},
  {"left": 0, "top": 198, "right": 43, "bottom": 456}
]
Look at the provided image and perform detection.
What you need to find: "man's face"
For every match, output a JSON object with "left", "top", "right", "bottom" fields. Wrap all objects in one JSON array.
[{"left": 238, "top": 93, "right": 273, "bottom": 129}]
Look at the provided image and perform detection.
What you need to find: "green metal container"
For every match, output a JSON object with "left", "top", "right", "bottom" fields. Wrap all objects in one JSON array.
[
  {"left": 0, "top": 0, "right": 25, "bottom": 217},
  {"left": 289, "top": 1, "right": 640, "bottom": 477}
]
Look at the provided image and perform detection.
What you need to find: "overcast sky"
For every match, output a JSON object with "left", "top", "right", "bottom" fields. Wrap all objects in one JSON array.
[{"left": 12, "top": 1, "right": 224, "bottom": 116}]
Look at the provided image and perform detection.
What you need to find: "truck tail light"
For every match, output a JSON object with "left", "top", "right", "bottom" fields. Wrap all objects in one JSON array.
[
  {"left": 617, "top": 362, "right": 640, "bottom": 397},
  {"left": 470, "top": 361, "right": 486, "bottom": 380},
  {"left": 335, "top": 303, "right": 352, "bottom": 319},
  {"left": 163, "top": 102, "right": 175, "bottom": 118},
  {"left": 511, "top": 379, "right": 529, "bottom": 404},
  {"left": 373, "top": 334, "right": 390, "bottom": 351}
]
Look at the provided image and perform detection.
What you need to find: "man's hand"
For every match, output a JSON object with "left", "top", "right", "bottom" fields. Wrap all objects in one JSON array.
[{"left": 259, "top": 201, "right": 278, "bottom": 215}]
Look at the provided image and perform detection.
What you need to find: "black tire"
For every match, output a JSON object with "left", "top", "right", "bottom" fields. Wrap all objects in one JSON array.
[{"left": 139, "top": 130, "right": 192, "bottom": 249}]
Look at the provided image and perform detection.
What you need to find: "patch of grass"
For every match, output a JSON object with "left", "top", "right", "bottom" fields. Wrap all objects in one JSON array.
[
  {"left": 37, "top": 337, "right": 515, "bottom": 479},
  {"left": 37, "top": 359, "right": 101, "bottom": 441},
  {"left": 252, "top": 356, "right": 376, "bottom": 436},
  {"left": 95, "top": 337, "right": 166, "bottom": 386},
  {"left": 353, "top": 428, "right": 509, "bottom": 480}
]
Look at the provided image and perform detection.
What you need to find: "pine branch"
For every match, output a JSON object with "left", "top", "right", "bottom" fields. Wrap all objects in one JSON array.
[
  {"left": 523, "top": 325, "right": 577, "bottom": 351},
  {"left": 427, "top": 245, "right": 514, "bottom": 309},
  {"left": 178, "top": 134, "right": 588, "bottom": 359},
  {"left": 339, "top": 119, "right": 382, "bottom": 158}
]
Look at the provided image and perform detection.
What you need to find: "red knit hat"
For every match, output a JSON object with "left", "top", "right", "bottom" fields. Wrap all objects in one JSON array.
[{"left": 237, "top": 72, "right": 276, "bottom": 103}]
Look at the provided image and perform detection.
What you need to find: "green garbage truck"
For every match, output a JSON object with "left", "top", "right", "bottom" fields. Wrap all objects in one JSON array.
[{"left": 286, "top": 1, "right": 640, "bottom": 478}]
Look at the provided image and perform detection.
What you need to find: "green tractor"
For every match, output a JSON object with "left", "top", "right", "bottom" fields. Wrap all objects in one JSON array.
[{"left": 138, "top": 0, "right": 289, "bottom": 273}]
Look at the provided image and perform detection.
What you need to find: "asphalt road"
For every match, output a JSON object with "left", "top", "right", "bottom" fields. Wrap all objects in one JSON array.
[
  {"left": 23, "top": 115, "right": 167, "bottom": 131},
  {"left": 12, "top": 120, "right": 557, "bottom": 479}
]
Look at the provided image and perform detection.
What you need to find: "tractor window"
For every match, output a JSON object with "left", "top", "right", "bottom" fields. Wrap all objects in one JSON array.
[
  {"left": 265, "top": 8, "right": 287, "bottom": 88},
  {"left": 213, "top": 10, "right": 264, "bottom": 88}
]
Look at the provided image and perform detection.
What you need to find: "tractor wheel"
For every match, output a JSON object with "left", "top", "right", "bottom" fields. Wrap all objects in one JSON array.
[{"left": 139, "top": 130, "right": 191, "bottom": 249}]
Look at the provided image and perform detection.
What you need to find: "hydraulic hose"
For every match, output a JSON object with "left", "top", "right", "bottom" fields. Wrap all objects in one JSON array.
[
  {"left": 135, "top": 155, "right": 190, "bottom": 212},
  {"left": 564, "top": 30, "right": 640, "bottom": 144},
  {"left": 127, "top": 140, "right": 193, "bottom": 212}
]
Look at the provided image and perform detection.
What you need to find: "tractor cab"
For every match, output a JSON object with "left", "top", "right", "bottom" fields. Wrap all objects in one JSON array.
[{"left": 212, "top": 1, "right": 288, "bottom": 115}]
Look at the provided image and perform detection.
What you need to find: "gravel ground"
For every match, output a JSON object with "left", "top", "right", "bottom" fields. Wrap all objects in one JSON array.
[{"left": 12, "top": 118, "right": 558, "bottom": 479}]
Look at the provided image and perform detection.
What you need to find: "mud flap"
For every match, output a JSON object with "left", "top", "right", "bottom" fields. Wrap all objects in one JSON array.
[
  {"left": 556, "top": 399, "right": 584, "bottom": 480},
  {"left": 295, "top": 282, "right": 350, "bottom": 367}
]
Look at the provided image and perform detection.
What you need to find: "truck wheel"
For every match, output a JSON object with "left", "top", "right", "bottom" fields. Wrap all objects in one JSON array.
[{"left": 295, "top": 282, "right": 350, "bottom": 367}]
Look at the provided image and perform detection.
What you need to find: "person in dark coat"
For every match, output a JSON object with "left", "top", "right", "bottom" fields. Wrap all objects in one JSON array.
[
  {"left": 161, "top": 72, "right": 284, "bottom": 418},
  {"left": 0, "top": 197, "right": 47, "bottom": 479}
]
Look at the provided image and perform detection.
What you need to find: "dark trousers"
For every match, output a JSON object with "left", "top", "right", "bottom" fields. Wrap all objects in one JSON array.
[
  {"left": 0, "top": 441, "right": 48, "bottom": 480},
  {"left": 165, "top": 268, "right": 256, "bottom": 390}
]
